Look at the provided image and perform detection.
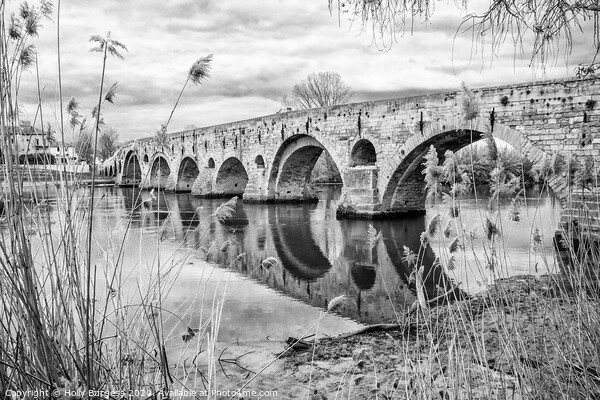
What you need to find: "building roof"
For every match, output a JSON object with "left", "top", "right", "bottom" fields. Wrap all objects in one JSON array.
[{"left": 17, "top": 121, "right": 45, "bottom": 136}]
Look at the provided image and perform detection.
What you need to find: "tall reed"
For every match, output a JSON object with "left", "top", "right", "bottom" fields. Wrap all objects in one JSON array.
[{"left": 0, "top": 2, "right": 230, "bottom": 396}]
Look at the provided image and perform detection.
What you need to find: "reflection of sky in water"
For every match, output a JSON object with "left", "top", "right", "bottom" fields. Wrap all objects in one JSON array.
[
  {"left": 426, "top": 189, "right": 561, "bottom": 293},
  {"left": 21, "top": 184, "right": 562, "bottom": 345}
]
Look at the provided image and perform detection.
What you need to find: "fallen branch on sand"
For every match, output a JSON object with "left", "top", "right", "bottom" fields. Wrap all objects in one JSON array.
[{"left": 284, "top": 288, "right": 465, "bottom": 349}]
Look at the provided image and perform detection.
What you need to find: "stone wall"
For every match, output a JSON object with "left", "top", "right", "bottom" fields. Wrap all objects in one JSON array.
[{"left": 106, "top": 77, "right": 600, "bottom": 222}]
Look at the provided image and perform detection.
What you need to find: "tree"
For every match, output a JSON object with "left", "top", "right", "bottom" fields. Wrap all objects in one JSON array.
[
  {"left": 288, "top": 72, "right": 352, "bottom": 109},
  {"left": 328, "top": 0, "right": 600, "bottom": 71},
  {"left": 98, "top": 127, "right": 119, "bottom": 161},
  {"left": 66, "top": 97, "right": 81, "bottom": 139},
  {"left": 45, "top": 122, "right": 54, "bottom": 144},
  {"left": 75, "top": 131, "right": 93, "bottom": 165}
]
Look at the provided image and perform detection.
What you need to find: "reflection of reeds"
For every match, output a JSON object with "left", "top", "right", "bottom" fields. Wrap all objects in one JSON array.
[
  {"left": 281, "top": 146, "right": 600, "bottom": 399},
  {"left": 358, "top": 142, "right": 600, "bottom": 399},
  {"left": 0, "top": 5, "right": 227, "bottom": 395}
]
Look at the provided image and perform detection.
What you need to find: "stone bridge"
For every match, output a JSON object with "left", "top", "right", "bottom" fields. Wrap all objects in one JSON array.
[{"left": 103, "top": 77, "right": 599, "bottom": 219}]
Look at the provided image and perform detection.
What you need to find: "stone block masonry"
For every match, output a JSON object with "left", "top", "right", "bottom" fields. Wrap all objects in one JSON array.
[{"left": 104, "top": 77, "right": 599, "bottom": 230}]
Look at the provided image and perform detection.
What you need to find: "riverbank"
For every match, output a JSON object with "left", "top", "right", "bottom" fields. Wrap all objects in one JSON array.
[{"left": 215, "top": 274, "right": 599, "bottom": 399}]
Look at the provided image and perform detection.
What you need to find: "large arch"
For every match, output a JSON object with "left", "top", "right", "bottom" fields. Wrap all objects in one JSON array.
[
  {"left": 122, "top": 150, "right": 142, "bottom": 185},
  {"left": 267, "top": 134, "right": 342, "bottom": 202},
  {"left": 176, "top": 156, "right": 199, "bottom": 192},
  {"left": 214, "top": 157, "right": 249, "bottom": 197},
  {"left": 381, "top": 119, "right": 567, "bottom": 213},
  {"left": 150, "top": 154, "right": 172, "bottom": 189}
]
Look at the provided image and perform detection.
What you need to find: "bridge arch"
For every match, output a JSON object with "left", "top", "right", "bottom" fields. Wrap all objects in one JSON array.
[
  {"left": 149, "top": 153, "right": 172, "bottom": 189},
  {"left": 177, "top": 156, "right": 199, "bottom": 192},
  {"left": 214, "top": 156, "right": 248, "bottom": 197},
  {"left": 207, "top": 157, "right": 215, "bottom": 169},
  {"left": 254, "top": 155, "right": 265, "bottom": 169},
  {"left": 267, "top": 134, "right": 343, "bottom": 202},
  {"left": 350, "top": 139, "right": 377, "bottom": 167},
  {"left": 122, "top": 150, "right": 142, "bottom": 185},
  {"left": 381, "top": 118, "right": 564, "bottom": 213}
]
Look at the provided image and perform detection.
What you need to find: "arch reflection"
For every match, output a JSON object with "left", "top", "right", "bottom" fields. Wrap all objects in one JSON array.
[{"left": 270, "top": 204, "right": 332, "bottom": 281}]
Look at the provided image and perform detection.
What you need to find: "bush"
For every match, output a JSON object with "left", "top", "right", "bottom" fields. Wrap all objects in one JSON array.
[{"left": 17, "top": 153, "right": 56, "bottom": 165}]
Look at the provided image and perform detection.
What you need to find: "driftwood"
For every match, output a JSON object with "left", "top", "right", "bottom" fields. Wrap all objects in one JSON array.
[
  {"left": 332, "top": 323, "right": 404, "bottom": 339},
  {"left": 283, "top": 288, "right": 465, "bottom": 351},
  {"left": 285, "top": 337, "right": 311, "bottom": 351},
  {"left": 327, "top": 288, "right": 464, "bottom": 341},
  {"left": 285, "top": 323, "right": 412, "bottom": 349}
]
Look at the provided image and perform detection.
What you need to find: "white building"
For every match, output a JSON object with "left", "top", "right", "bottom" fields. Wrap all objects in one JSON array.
[{"left": 13, "top": 121, "right": 79, "bottom": 165}]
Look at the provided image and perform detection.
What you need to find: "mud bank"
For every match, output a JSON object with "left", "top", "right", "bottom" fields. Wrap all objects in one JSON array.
[{"left": 199, "top": 274, "right": 598, "bottom": 399}]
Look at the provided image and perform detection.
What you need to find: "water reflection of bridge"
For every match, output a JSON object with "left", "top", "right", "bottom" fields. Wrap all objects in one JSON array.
[{"left": 107, "top": 188, "right": 460, "bottom": 324}]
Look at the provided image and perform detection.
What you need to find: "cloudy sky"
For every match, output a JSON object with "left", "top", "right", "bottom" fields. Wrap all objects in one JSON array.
[{"left": 17, "top": 0, "right": 594, "bottom": 141}]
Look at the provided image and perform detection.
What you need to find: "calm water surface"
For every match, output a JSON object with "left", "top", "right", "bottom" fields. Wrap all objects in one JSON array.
[{"left": 24, "top": 184, "right": 562, "bottom": 347}]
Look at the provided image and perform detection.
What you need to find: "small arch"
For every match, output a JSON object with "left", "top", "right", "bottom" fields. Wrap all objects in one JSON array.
[
  {"left": 150, "top": 154, "right": 172, "bottom": 189},
  {"left": 207, "top": 158, "right": 215, "bottom": 169},
  {"left": 143, "top": 154, "right": 149, "bottom": 163},
  {"left": 177, "top": 157, "right": 200, "bottom": 192},
  {"left": 350, "top": 139, "right": 377, "bottom": 167},
  {"left": 122, "top": 151, "right": 141, "bottom": 185},
  {"left": 214, "top": 157, "right": 249, "bottom": 197},
  {"left": 109, "top": 165, "right": 114, "bottom": 176},
  {"left": 254, "top": 155, "right": 265, "bottom": 169}
]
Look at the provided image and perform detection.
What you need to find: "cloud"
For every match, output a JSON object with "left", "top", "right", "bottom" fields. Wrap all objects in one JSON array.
[{"left": 15, "top": 0, "right": 594, "bottom": 140}]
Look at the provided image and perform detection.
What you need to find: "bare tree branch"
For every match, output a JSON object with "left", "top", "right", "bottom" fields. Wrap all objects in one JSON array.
[
  {"left": 328, "top": 0, "right": 600, "bottom": 68},
  {"left": 289, "top": 71, "right": 352, "bottom": 109},
  {"left": 98, "top": 127, "right": 120, "bottom": 161}
]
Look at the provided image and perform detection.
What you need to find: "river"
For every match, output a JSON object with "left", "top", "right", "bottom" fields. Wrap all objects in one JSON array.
[{"left": 19, "top": 184, "right": 561, "bottom": 347}]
